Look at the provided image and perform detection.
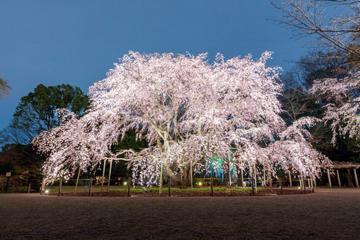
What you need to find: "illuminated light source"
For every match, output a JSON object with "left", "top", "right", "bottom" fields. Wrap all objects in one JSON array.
[
  {"left": 123, "top": 182, "right": 128, "bottom": 186},
  {"left": 45, "top": 189, "right": 49, "bottom": 194},
  {"left": 198, "top": 182, "right": 203, "bottom": 187}
]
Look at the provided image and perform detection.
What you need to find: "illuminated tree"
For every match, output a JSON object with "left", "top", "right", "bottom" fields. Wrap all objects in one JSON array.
[
  {"left": 311, "top": 72, "right": 360, "bottom": 145},
  {"left": 34, "top": 52, "right": 329, "bottom": 192}
]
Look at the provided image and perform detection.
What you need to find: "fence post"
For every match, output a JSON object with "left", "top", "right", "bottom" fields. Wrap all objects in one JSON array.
[
  {"left": 210, "top": 177, "right": 214, "bottom": 196},
  {"left": 27, "top": 183, "right": 31, "bottom": 193}
]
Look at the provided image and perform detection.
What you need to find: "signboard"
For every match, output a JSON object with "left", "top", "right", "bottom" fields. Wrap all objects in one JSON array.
[{"left": 5, "top": 172, "right": 11, "bottom": 177}]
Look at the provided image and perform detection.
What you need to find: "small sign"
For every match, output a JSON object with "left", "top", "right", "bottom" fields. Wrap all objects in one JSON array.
[{"left": 5, "top": 172, "right": 11, "bottom": 177}]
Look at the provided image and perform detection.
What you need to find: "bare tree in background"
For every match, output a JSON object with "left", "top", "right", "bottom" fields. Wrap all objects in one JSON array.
[
  {"left": 275, "top": 0, "right": 360, "bottom": 66},
  {"left": 0, "top": 78, "right": 10, "bottom": 98}
]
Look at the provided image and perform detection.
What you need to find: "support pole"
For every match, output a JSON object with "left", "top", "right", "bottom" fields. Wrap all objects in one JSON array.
[
  {"left": 268, "top": 171, "right": 273, "bottom": 188},
  {"left": 336, "top": 169, "right": 341, "bottom": 187},
  {"left": 58, "top": 176, "right": 63, "bottom": 196},
  {"left": 101, "top": 159, "right": 107, "bottom": 192},
  {"left": 210, "top": 177, "right": 214, "bottom": 196},
  {"left": 353, "top": 168, "right": 359, "bottom": 188},
  {"left": 262, "top": 168, "right": 266, "bottom": 187},
  {"left": 159, "top": 162, "right": 163, "bottom": 194},
  {"left": 309, "top": 177, "right": 313, "bottom": 192},
  {"left": 288, "top": 172, "right": 292, "bottom": 187},
  {"left": 74, "top": 167, "right": 81, "bottom": 193},
  {"left": 107, "top": 160, "right": 113, "bottom": 192},
  {"left": 190, "top": 160, "right": 193, "bottom": 188},
  {"left": 254, "top": 167, "right": 257, "bottom": 190},
  {"left": 168, "top": 175, "right": 171, "bottom": 197},
  {"left": 228, "top": 152, "right": 232, "bottom": 187},
  {"left": 40, "top": 179, "right": 46, "bottom": 195},
  {"left": 240, "top": 168, "right": 244, "bottom": 187},
  {"left": 88, "top": 178, "right": 93, "bottom": 196},
  {"left": 300, "top": 174, "right": 305, "bottom": 191},
  {"left": 127, "top": 177, "right": 131, "bottom": 197},
  {"left": 347, "top": 169, "right": 353, "bottom": 187},
  {"left": 228, "top": 163, "right": 232, "bottom": 187},
  {"left": 327, "top": 169, "right": 332, "bottom": 188},
  {"left": 251, "top": 166, "right": 257, "bottom": 195}
]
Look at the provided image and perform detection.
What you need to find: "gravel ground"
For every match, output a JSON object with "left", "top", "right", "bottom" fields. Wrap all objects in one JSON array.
[{"left": 0, "top": 188, "right": 359, "bottom": 240}]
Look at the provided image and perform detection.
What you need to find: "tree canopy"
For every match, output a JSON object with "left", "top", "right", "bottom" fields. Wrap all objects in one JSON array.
[
  {"left": 0, "top": 84, "right": 89, "bottom": 145},
  {"left": 33, "top": 52, "right": 329, "bottom": 189}
]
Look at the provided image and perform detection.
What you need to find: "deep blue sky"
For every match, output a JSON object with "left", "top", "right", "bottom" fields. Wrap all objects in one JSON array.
[{"left": 0, "top": 0, "right": 312, "bottom": 130}]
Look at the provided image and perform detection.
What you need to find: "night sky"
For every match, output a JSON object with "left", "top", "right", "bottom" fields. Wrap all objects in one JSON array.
[{"left": 0, "top": 0, "right": 313, "bottom": 129}]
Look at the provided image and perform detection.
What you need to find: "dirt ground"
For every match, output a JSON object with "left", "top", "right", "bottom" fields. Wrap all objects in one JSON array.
[{"left": 0, "top": 188, "right": 359, "bottom": 240}]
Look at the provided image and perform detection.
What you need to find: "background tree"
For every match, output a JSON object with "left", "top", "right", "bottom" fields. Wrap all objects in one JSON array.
[
  {"left": 280, "top": 51, "right": 360, "bottom": 163},
  {"left": 280, "top": 87, "right": 322, "bottom": 124},
  {"left": 0, "top": 144, "right": 43, "bottom": 176},
  {"left": 0, "top": 84, "right": 89, "bottom": 145},
  {"left": 276, "top": 0, "right": 360, "bottom": 65},
  {"left": 276, "top": 0, "right": 360, "bottom": 163},
  {"left": 296, "top": 51, "right": 351, "bottom": 87}
]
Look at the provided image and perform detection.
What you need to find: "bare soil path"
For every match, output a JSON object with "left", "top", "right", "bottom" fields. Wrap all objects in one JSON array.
[{"left": 0, "top": 188, "right": 359, "bottom": 240}]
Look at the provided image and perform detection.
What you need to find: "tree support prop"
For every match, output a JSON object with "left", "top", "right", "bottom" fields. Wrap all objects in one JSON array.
[
  {"left": 354, "top": 168, "right": 359, "bottom": 188},
  {"left": 107, "top": 160, "right": 113, "bottom": 192},
  {"left": 336, "top": 170, "right": 341, "bottom": 187},
  {"left": 327, "top": 169, "right": 332, "bottom": 188},
  {"left": 74, "top": 167, "right": 81, "bottom": 193},
  {"left": 101, "top": 159, "right": 107, "bottom": 192}
]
